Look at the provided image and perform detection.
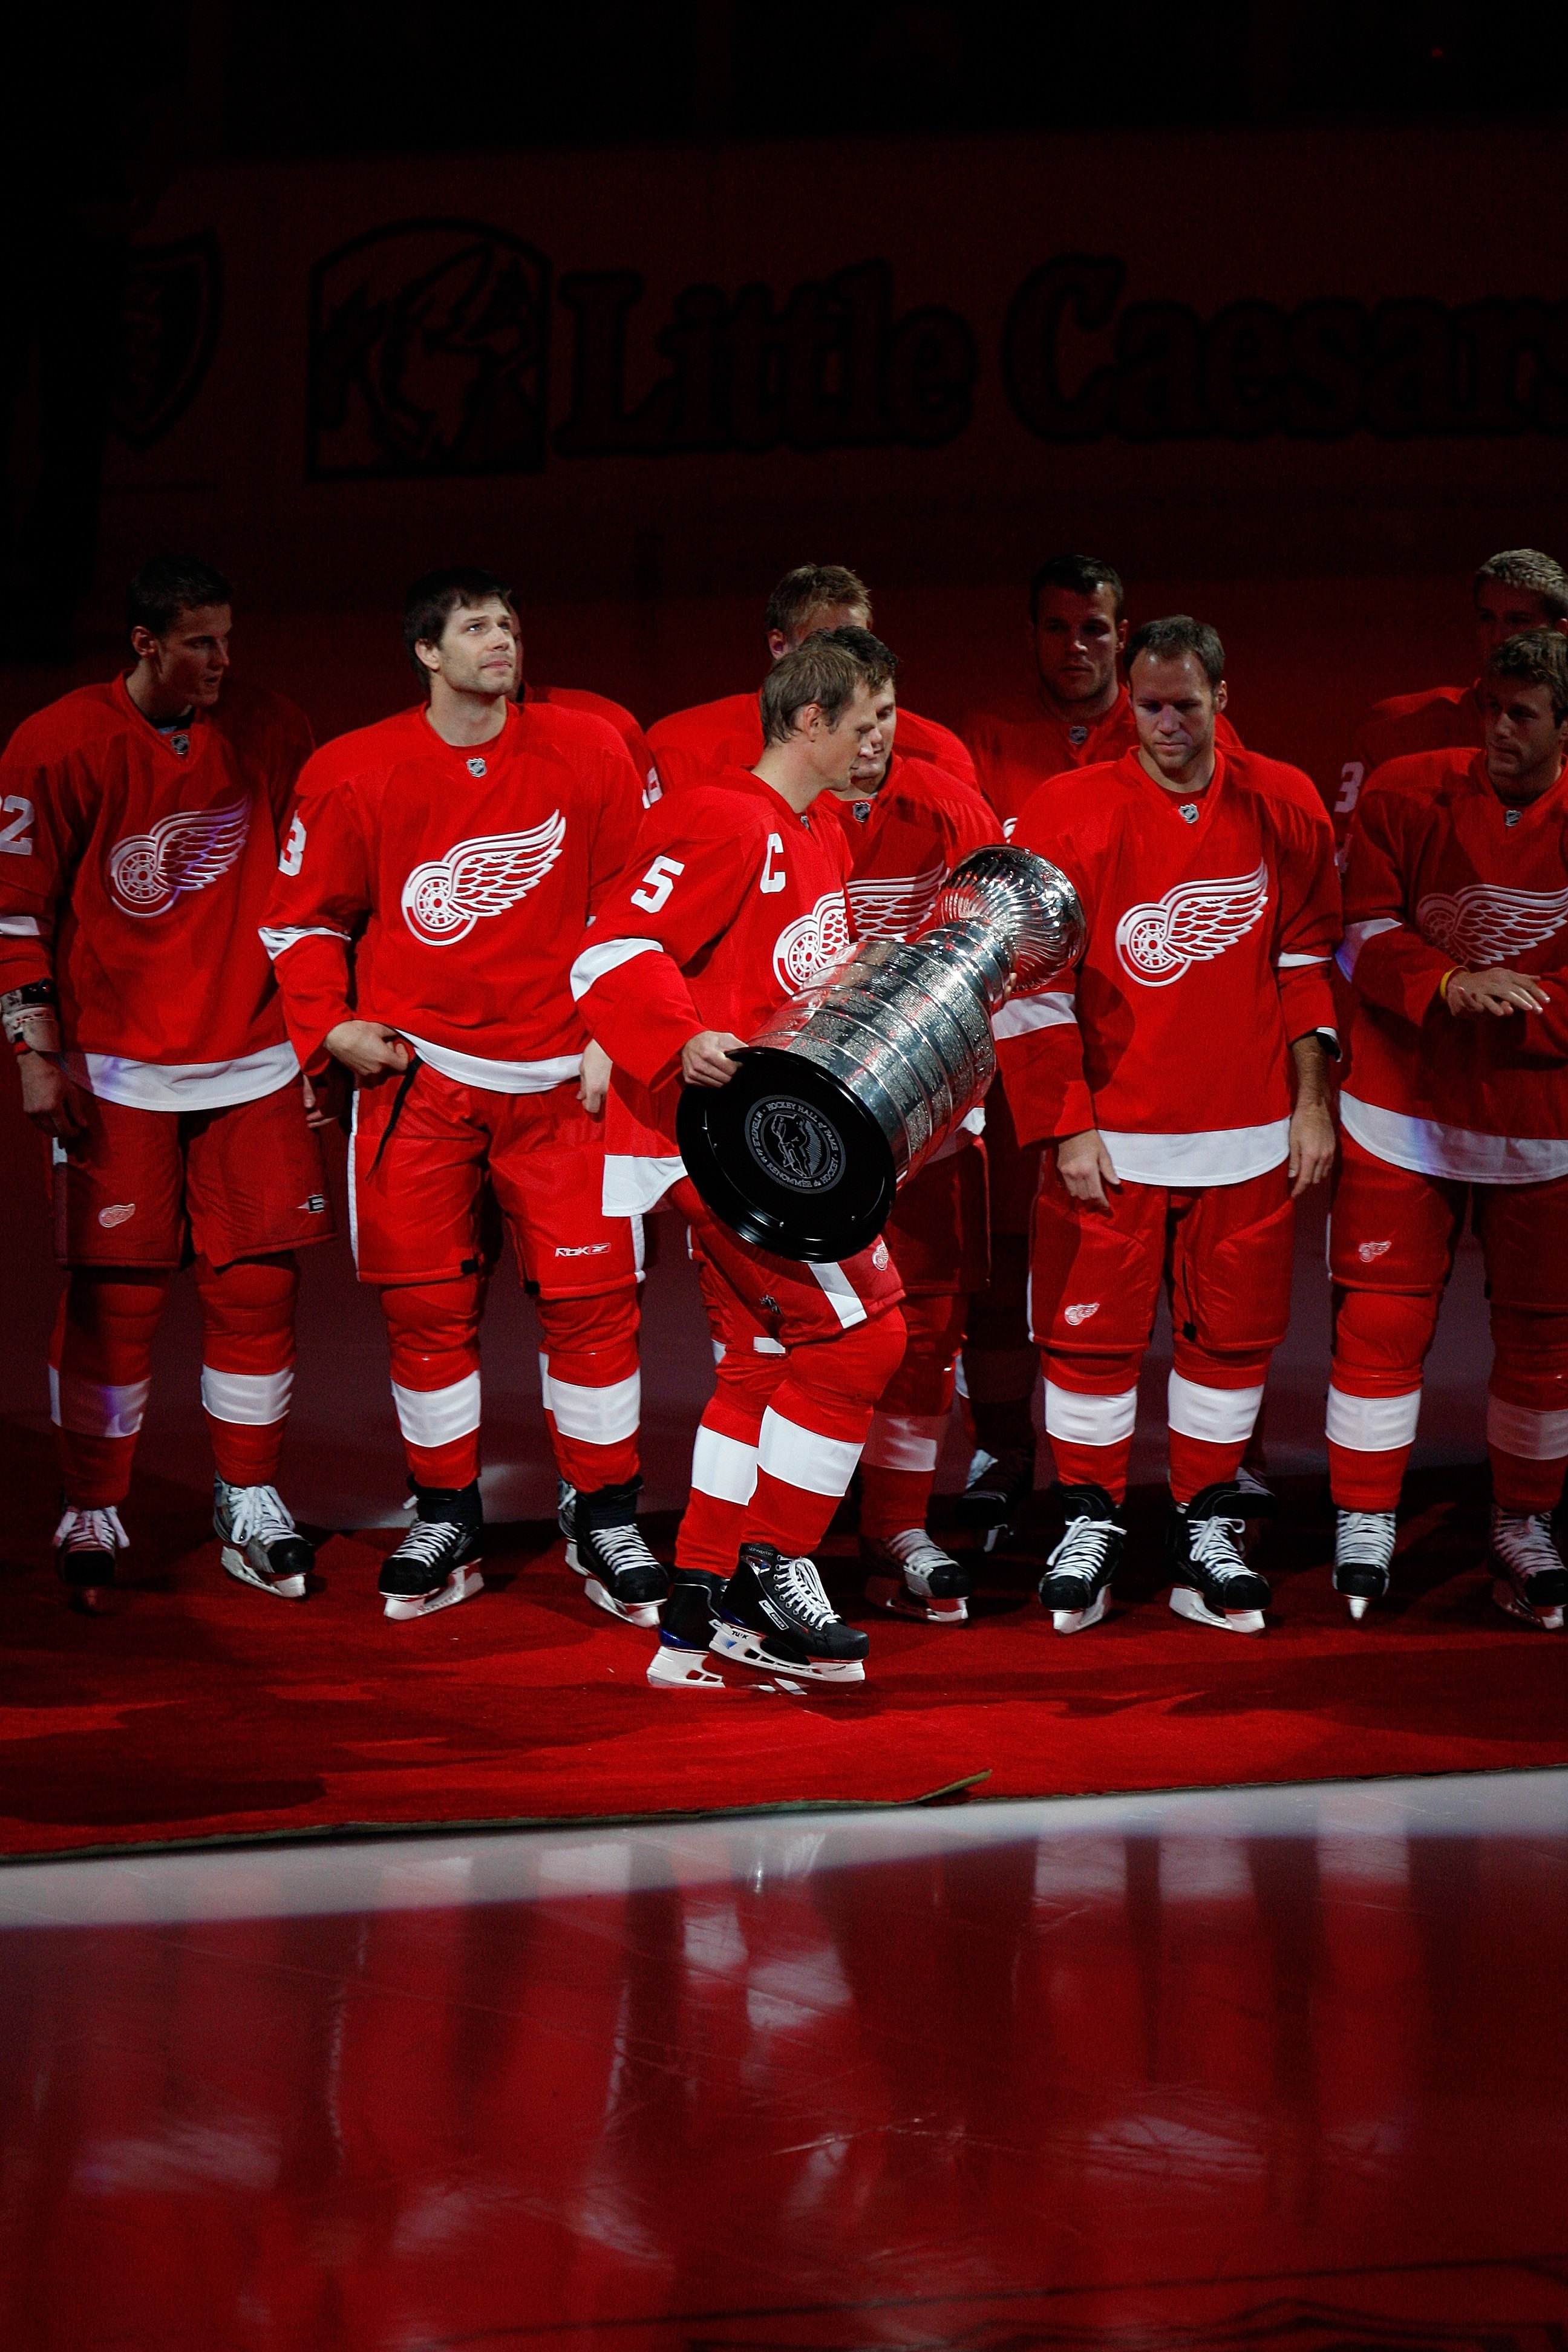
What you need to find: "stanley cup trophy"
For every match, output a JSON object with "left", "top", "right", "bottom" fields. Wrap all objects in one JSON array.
[{"left": 676, "top": 846, "right": 1086, "bottom": 1262}]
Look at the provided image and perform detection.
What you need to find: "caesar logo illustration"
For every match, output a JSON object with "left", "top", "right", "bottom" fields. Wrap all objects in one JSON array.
[
  {"left": 308, "top": 218, "right": 550, "bottom": 478},
  {"left": 111, "top": 234, "right": 224, "bottom": 450},
  {"left": 745, "top": 1098, "right": 846, "bottom": 1196}
]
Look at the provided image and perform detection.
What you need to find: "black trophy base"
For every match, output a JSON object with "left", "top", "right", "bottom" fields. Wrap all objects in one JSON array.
[{"left": 675, "top": 1048, "right": 897, "bottom": 1263}]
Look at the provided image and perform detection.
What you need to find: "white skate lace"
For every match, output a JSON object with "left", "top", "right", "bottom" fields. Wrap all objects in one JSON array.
[
  {"left": 225, "top": 1484, "right": 297, "bottom": 1548},
  {"left": 1186, "top": 1515, "right": 1252, "bottom": 1584},
  {"left": 393, "top": 1517, "right": 462, "bottom": 1568},
  {"left": 54, "top": 1505, "right": 128, "bottom": 1555},
  {"left": 1045, "top": 1514, "right": 1117, "bottom": 1592},
  {"left": 1337, "top": 1511, "right": 1397, "bottom": 1569},
  {"left": 590, "top": 1521, "right": 661, "bottom": 1580},
  {"left": 1491, "top": 1509, "right": 1565, "bottom": 1583},
  {"left": 883, "top": 1529, "right": 959, "bottom": 1575},
  {"left": 773, "top": 1555, "right": 838, "bottom": 1632}
]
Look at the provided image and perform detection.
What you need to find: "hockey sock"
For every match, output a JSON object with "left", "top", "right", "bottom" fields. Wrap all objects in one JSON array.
[
  {"left": 1042, "top": 1377, "right": 1137, "bottom": 1504},
  {"left": 381, "top": 1278, "right": 484, "bottom": 1491},
  {"left": 50, "top": 1270, "right": 168, "bottom": 1508},
  {"left": 740, "top": 1309, "right": 907, "bottom": 1557},
  {"left": 675, "top": 1341, "right": 784, "bottom": 1576},
  {"left": 962, "top": 1232, "right": 1037, "bottom": 1455},
  {"left": 1488, "top": 1312, "right": 1568, "bottom": 1512},
  {"left": 1325, "top": 1286, "right": 1437, "bottom": 1508},
  {"left": 196, "top": 1253, "right": 298, "bottom": 1488},
  {"left": 537, "top": 1285, "right": 641, "bottom": 1492},
  {"left": 1166, "top": 1369, "right": 1265, "bottom": 1506},
  {"left": 861, "top": 1290, "right": 960, "bottom": 1540}
]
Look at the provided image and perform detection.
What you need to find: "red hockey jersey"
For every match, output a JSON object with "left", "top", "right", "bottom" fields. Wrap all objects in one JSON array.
[
  {"left": 1339, "top": 746, "right": 1568, "bottom": 1182},
  {"left": 1331, "top": 682, "right": 1480, "bottom": 843},
  {"left": 525, "top": 682, "right": 660, "bottom": 810},
  {"left": 570, "top": 768, "right": 852, "bottom": 1210},
  {"left": 818, "top": 754, "right": 1001, "bottom": 941},
  {"left": 647, "top": 690, "right": 976, "bottom": 799},
  {"left": 0, "top": 676, "right": 312, "bottom": 1108},
  {"left": 1000, "top": 746, "right": 1340, "bottom": 1186},
  {"left": 964, "top": 688, "right": 1242, "bottom": 834},
  {"left": 261, "top": 699, "right": 642, "bottom": 1090}
]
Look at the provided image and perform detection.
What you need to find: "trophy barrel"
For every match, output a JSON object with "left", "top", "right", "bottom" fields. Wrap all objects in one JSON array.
[{"left": 675, "top": 1048, "right": 897, "bottom": 1263}]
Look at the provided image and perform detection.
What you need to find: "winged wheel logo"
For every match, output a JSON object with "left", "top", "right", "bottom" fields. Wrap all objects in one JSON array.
[
  {"left": 771, "top": 892, "right": 853, "bottom": 991},
  {"left": 106, "top": 796, "right": 251, "bottom": 918},
  {"left": 401, "top": 811, "right": 566, "bottom": 944},
  {"left": 1115, "top": 861, "right": 1270, "bottom": 986},
  {"left": 1416, "top": 883, "right": 1568, "bottom": 967},
  {"left": 846, "top": 857, "right": 946, "bottom": 942}
]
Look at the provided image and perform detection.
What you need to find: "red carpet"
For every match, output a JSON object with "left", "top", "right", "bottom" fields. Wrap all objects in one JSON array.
[{"left": 3, "top": 1422, "right": 1566, "bottom": 1859}]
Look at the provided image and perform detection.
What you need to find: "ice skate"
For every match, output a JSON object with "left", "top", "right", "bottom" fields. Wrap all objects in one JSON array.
[
  {"left": 708, "top": 1543, "right": 870, "bottom": 1683},
  {"left": 1233, "top": 1461, "right": 1278, "bottom": 1517},
  {"left": 956, "top": 1439, "right": 1035, "bottom": 1553},
  {"left": 861, "top": 1529, "right": 973, "bottom": 1624},
  {"left": 379, "top": 1481, "right": 485, "bottom": 1622},
  {"left": 564, "top": 1477, "right": 669, "bottom": 1628},
  {"left": 54, "top": 1506, "right": 127, "bottom": 1615},
  {"left": 1488, "top": 1506, "right": 1567, "bottom": 1631},
  {"left": 646, "top": 1570, "right": 805, "bottom": 1690},
  {"left": 1037, "top": 1484, "right": 1124, "bottom": 1634},
  {"left": 1168, "top": 1483, "right": 1270, "bottom": 1633},
  {"left": 214, "top": 1478, "right": 313, "bottom": 1600},
  {"left": 1333, "top": 1508, "right": 1396, "bottom": 1621}
]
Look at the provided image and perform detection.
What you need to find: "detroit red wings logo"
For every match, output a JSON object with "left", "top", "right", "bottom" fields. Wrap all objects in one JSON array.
[
  {"left": 772, "top": 891, "right": 852, "bottom": 990},
  {"left": 106, "top": 796, "right": 250, "bottom": 918},
  {"left": 1416, "top": 882, "right": 1568, "bottom": 967},
  {"left": 846, "top": 856, "right": 946, "bottom": 941},
  {"left": 401, "top": 811, "right": 566, "bottom": 945},
  {"left": 1115, "top": 861, "right": 1270, "bottom": 987}
]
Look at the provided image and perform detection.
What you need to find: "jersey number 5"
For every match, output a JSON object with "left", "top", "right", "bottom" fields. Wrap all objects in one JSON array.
[
  {"left": 0, "top": 795, "right": 34, "bottom": 855},
  {"left": 631, "top": 854, "right": 684, "bottom": 913}
]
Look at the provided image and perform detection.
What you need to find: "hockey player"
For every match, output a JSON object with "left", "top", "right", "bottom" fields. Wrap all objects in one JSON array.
[
  {"left": 571, "top": 635, "right": 908, "bottom": 1685},
  {"left": 1332, "top": 548, "right": 1568, "bottom": 843},
  {"left": 959, "top": 555, "right": 1243, "bottom": 1544},
  {"left": 0, "top": 555, "right": 331, "bottom": 1611},
  {"left": 1327, "top": 629, "right": 1568, "bottom": 1629},
  {"left": 261, "top": 567, "right": 664, "bottom": 1626},
  {"left": 1001, "top": 616, "right": 1339, "bottom": 1635},
  {"left": 645, "top": 563, "right": 975, "bottom": 797},
  {"left": 808, "top": 626, "right": 998, "bottom": 1624}
]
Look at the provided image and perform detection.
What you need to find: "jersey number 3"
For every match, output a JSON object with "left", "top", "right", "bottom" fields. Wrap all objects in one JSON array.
[{"left": 632, "top": 854, "right": 684, "bottom": 913}]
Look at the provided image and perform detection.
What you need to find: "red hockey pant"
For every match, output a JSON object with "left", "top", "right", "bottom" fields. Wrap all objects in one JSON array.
[
  {"left": 1030, "top": 1157, "right": 1295, "bottom": 1504},
  {"left": 861, "top": 1139, "right": 987, "bottom": 1541},
  {"left": 961, "top": 1085, "right": 1042, "bottom": 1455},
  {"left": 1327, "top": 1135, "right": 1568, "bottom": 1514},
  {"left": 673, "top": 1182, "right": 907, "bottom": 1576},
  {"left": 51, "top": 1255, "right": 299, "bottom": 1508},
  {"left": 355, "top": 1071, "right": 641, "bottom": 1495}
]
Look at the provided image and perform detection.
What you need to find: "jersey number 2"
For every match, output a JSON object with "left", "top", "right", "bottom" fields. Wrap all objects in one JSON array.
[
  {"left": 0, "top": 795, "right": 34, "bottom": 855},
  {"left": 632, "top": 854, "right": 684, "bottom": 913}
]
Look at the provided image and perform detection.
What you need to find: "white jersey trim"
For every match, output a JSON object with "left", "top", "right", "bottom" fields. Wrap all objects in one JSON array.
[
  {"left": 402, "top": 1032, "right": 581, "bottom": 1096},
  {"left": 993, "top": 991, "right": 1076, "bottom": 1040},
  {"left": 1336, "top": 916, "right": 1400, "bottom": 981},
  {"left": 259, "top": 922, "right": 350, "bottom": 961},
  {"left": 604, "top": 1151, "right": 685, "bottom": 1215},
  {"left": 0, "top": 913, "right": 40, "bottom": 938},
  {"left": 65, "top": 1039, "right": 300, "bottom": 1112},
  {"left": 1098, "top": 1119, "right": 1289, "bottom": 1188},
  {"left": 570, "top": 935, "right": 662, "bottom": 1001},
  {"left": 1341, "top": 1092, "right": 1568, "bottom": 1186}
]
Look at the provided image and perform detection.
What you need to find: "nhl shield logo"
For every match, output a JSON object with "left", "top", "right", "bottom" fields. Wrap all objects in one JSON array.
[{"left": 466, "top": 756, "right": 488, "bottom": 777}]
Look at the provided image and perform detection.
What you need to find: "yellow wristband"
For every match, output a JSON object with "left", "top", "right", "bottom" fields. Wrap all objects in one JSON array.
[{"left": 1438, "top": 967, "right": 1461, "bottom": 1002}]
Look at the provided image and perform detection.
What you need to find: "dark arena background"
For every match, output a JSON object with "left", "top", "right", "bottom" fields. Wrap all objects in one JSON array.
[{"left": 4, "top": 9, "right": 1568, "bottom": 2348}]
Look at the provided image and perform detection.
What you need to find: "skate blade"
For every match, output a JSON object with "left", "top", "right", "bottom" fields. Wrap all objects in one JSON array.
[
  {"left": 1050, "top": 1589, "right": 1109, "bottom": 1636},
  {"left": 64, "top": 1581, "right": 115, "bottom": 1616},
  {"left": 978, "top": 1519, "right": 1016, "bottom": 1556},
  {"left": 1344, "top": 1592, "right": 1376, "bottom": 1622},
  {"left": 383, "top": 1566, "right": 485, "bottom": 1622},
  {"left": 221, "top": 1545, "right": 307, "bottom": 1601},
  {"left": 709, "top": 1621, "right": 867, "bottom": 1684},
  {"left": 646, "top": 1643, "right": 807, "bottom": 1693},
  {"left": 865, "top": 1574, "right": 968, "bottom": 1625},
  {"left": 1169, "top": 1586, "right": 1265, "bottom": 1635},
  {"left": 1491, "top": 1578, "right": 1566, "bottom": 1632},
  {"left": 583, "top": 1576, "right": 663, "bottom": 1630}
]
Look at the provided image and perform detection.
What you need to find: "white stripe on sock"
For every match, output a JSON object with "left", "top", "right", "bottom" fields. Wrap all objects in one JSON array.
[
  {"left": 691, "top": 1424, "right": 759, "bottom": 1506},
  {"left": 50, "top": 1367, "right": 151, "bottom": 1440},
  {"left": 1044, "top": 1381, "right": 1137, "bottom": 1446},
  {"left": 200, "top": 1365, "right": 293, "bottom": 1426},
  {"left": 540, "top": 1365, "right": 640, "bottom": 1444},
  {"left": 861, "top": 1410, "right": 946, "bottom": 1472},
  {"left": 1167, "top": 1371, "right": 1264, "bottom": 1447},
  {"left": 1325, "top": 1384, "right": 1420, "bottom": 1451},
  {"left": 757, "top": 1408, "right": 862, "bottom": 1497},
  {"left": 1486, "top": 1393, "right": 1568, "bottom": 1462},
  {"left": 392, "top": 1371, "right": 482, "bottom": 1448}
]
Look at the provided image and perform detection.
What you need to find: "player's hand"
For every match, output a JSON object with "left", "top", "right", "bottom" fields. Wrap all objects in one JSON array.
[
  {"left": 578, "top": 1039, "right": 612, "bottom": 1117},
  {"left": 1287, "top": 1097, "right": 1336, "bottom": 1198},
  {"left": 681, "top": 1031, "right": 746, "bottom": 1088},
  {"left": 302, "top": 1066, "right": 350, "bottom": 1130},
  {"left": 1445, "top": 965, "right": 1549, "bottom": 1019},
  {"left": 1056, "top": 1128, "right": 1120, "bottom": 1209},
  {"left": 325, "top": 1019, "right": 412, "bottom": 1079},
  {"left": 18, "top": 1052, "right": 90, "bottom": 1143}
]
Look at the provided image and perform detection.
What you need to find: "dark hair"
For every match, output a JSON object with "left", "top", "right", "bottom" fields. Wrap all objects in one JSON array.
[
  {"left": 1125, "top": 613, "right": 1225, "bottom": 690},
  {"left": 1488, "top": 627, "right": 1568, "bottom": 725},
  {"left": 1028, "top": 553, "right": 1125, "bottom": 624},
  {"left": 1475, "top": 547, "right": 1568, "bottom": 625},
  {"left": 807, "top": 622, "right": 900, "bottom": 690},
  {"left": 765, "top": 564, "right": 872, "bottom": 642},
  {"left": 403, "top": 566, "right": 514, "bottom": 676},
  {"left": 759, "top": 639, "right": 878, "bottom": 747},
  {"left": 126, "top": 555, "right": 234, "bottom": 642}
]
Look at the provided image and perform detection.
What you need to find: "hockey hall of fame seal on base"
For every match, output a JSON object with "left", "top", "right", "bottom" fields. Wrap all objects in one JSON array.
[{"left": 743, "top": 1097, "right": 848, "bottom": 1195}]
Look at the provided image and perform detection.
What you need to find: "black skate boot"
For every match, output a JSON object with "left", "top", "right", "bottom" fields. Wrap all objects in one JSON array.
[
  {"left": 1038, "top": 1484, "right": 1124, "bottom": 1635},
  {"left": 1333, "top": 1508, "right": 1397, "bottom": 1621},
  {"left": 956, "top": 1438, "right": 1036, "bottom": 1553},
  {"left": 862, "top": 1529, "right": 974, "bottom": 1624},
  {"left": 1233, "top": 1461, "right": 1278, "bottom": 1517},
  {"left": 647, "top": 1570, "right": 731, "bottom": 1688},
  {"left": 1168, "top": 1483, "right": 1271, "bottom": 1634},
  {"left": 1488, "top": 1506, "right": 1567, "bottom": 1631},
  {"left": 214, "top": 1478, "right": 313, "bottom": 1601},
  {"left": 566, "top": 1477, "right": 669, "bottom": 1628},
  {"left": 379, "top": 1481, "right": 485, "bottom": 1622},
  {"left": 54, "top": 1505, "right": 127, "bottom": 1615},
  {"left": 710, "top": 1543, "right": 871, "bottom": 1683}
]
